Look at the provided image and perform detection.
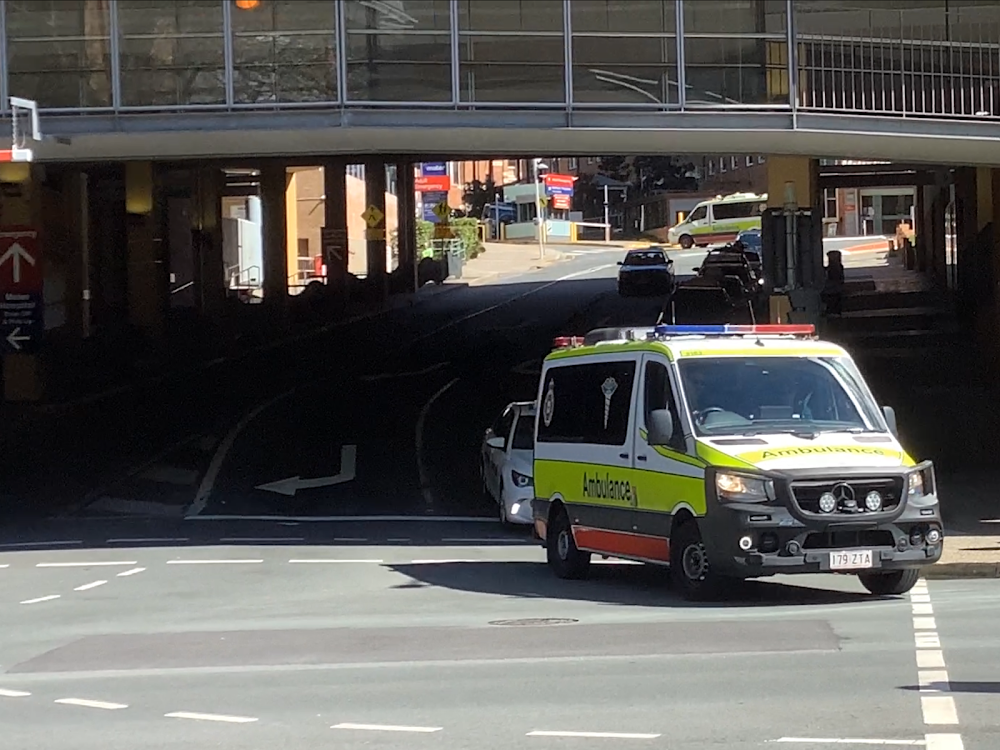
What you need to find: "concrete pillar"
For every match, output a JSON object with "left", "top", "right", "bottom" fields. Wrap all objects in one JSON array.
[
  {"left": 323, "top": 159, "right": 348, "bottom": 279},
  {"left": 125, "top": 161, "right": 164, "bottom": 338},
  {"left": 364, "top": 158, "right": 388, "bottom": 301},
  {"left": 193, "top": 166, "right": 225, "bottom": 318},
  {"left": 260, "top": 163, "right": 289, "bottom": 311},
  {"left": 396, "top": 161, "right": 417, "bottom": 293},
  {"left": 917, "top": 186, "right": 932, "bottom": 273},
  {"left": 0, "top": 163, "right": 44, "bottom": 401},
  {"left": 63, "top": 169, "right": 92, "bottom": 340}
]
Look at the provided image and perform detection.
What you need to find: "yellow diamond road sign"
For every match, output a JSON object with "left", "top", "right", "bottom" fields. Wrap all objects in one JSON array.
[
  {"left": 361, "top": 204, "right": 385, "bottom": 228},
  {"left": 432, "top": 201, "right": 450, "bottom": 221},
  {"left": 537, "top": 195, "right": 548, "bottom": 209}
]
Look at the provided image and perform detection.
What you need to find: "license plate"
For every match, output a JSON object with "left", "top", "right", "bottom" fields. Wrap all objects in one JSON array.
[{"left": 829, "top": 549, "right": 873, "bottom": 570}]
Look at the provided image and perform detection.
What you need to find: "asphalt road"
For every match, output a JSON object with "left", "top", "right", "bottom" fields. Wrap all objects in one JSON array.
[{"left": 0, "top": 539, "right": 993, "bottom": 750}]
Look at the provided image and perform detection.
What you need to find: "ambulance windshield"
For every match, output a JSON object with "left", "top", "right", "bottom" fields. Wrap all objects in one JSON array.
[{"left": 677, "top": 356, "right": 885, "bottom": 437}]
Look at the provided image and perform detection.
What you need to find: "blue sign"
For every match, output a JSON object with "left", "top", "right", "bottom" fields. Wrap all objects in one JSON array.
[
  {"left": 0, "top": 290, "right": 43, "bottom": 354},
  {"left": 545, "top": 185, "right": 574, "bottom": 197},
  {"left": 422, "top": 191, "right": 449, "bottom": 223},
  {"left": 421, "top": 162, "right": 447, "bottom": 177}
]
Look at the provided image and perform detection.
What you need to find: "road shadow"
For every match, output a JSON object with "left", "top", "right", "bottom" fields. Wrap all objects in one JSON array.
[
  {"left": 900, "top": 681, "right": 1000, "bottom": 694},
  {"left": 387, "top": 559, "right": 885, "bottom": 610}
]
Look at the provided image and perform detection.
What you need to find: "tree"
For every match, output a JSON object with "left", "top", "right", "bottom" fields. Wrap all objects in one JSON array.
[
  {"left": 462, "top": 177, "right": 499, "bottom": 218},
  {"left": 598, "top": 156, "right": 632, "bottom": 184},
  {"left": 632, "top": 155, "right": 698, "bottom": 195}
]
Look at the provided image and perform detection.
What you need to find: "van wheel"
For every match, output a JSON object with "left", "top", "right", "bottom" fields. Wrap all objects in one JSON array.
[
  {"left": 679, "top": 234, "right": 694, "bottom": 250},
  {"left": 546, "top": 507, "right": 591, "bottom": 579},
  {"left": 670, "top": 520, "right": 730, "bottom": 601},
  {"left": 857, "top": 568, "right": 921, "bottom": 596}
]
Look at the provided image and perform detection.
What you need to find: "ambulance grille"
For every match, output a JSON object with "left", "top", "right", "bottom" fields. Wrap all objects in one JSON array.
[{"left": 790, "top": 477, "right": 904, "bottom": 515}]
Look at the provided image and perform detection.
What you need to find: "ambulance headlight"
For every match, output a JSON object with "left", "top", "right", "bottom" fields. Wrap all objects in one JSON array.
[
  {"left": 716, "top": 473, "right": 771, "bottom": 503},
  {"left": 908, "top": 471, "right": 924, "bottom": 497}
]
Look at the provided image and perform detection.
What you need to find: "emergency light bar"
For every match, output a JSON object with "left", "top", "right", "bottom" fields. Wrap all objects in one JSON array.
[{"left": 653, "top": 324, "right": 815, "bottom": 336}]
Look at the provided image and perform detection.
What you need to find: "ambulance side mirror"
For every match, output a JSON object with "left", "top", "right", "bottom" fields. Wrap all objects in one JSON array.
[
  {"left": 882, "top": 405, "right": 898, "bottom": 437},
  {"left": 647, "top": 409, "right": 675, "bottom": 446}
]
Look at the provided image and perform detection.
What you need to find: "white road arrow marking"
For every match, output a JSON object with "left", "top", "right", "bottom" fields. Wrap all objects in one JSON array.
[
  {"left": 5, "top": 327, "right": 30, "bottom": 351},
  {"left": 0, "top": 241, "right": 35, "bottom": 284},
  {"left": 256, "top": 444, "right": 357, "bottom": 496}
]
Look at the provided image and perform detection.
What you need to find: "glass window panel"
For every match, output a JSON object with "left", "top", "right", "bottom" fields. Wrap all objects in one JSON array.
[
  {"left": 792, "top": 1, "right": 948, "bottom": 40},
  {"left": 118, "top": 0, "right": 225, "bottom": 106},
  {"left": 459, "top": 34, "right": 565, "bottom": 103},
  {"left": 346, "top": 32, "right": 451, "bottom": 101},
  {"left": 571, "top": 0, "right": 676, "bottom": 33},
  {"left": 4, "top": 0, "right": 112, "bottom": 108},
  {"left": 684, "top": 0, "right": 786, "bottom": 35},
  {"left": 685, "top": 36, "right": 787, "bottom": 105},
  {"left": 572, "top": 36, "right": 678, "bottom": 105},
  {"left": 231, "top": 0, "right": 337, "bottom": 104},
  {"left": 458, "top": 0, "right": 564, "bottom": 32},
  {"left": 343, "top": 0, "right": 451, "bottom": 31}
]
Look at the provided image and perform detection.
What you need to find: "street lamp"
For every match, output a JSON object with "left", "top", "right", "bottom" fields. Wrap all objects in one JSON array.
[{"left": 534, "top": 158, "right": 549, "bottom": 259}]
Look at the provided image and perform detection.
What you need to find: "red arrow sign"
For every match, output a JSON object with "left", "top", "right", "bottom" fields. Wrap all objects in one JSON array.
[{"left": 0, "top": 227, "right": 41, "bottom": 293}]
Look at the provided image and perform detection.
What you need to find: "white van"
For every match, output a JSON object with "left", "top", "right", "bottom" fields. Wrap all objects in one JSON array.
[{"left": 667, "top": 192, "right": 767, "bottom": 249}]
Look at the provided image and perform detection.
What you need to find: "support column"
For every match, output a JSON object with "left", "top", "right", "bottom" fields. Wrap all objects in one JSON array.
[
  {"left": 125, "top": 161, "right": 165, "bottom": 338},
  {"left": 323, "top": 159, "right": 349, "bottom": 280},
  {"left": 395, "top": 161, "right": 417, "bottom": 293},
  {"left": 364, "top": 158, "right": 388, "bottom": 302},
  {"left": 193, "top": 166, "right": 225, "bottom": 318},
  {"left": 260, "top": 162, "right": 289, "bottom": 314},
  {"left": 63, "top": 168, "right": 91, "bottom": 340}
]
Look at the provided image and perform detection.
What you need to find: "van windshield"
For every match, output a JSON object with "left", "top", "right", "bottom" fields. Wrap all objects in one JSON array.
[{"left": 676, "top": 356, "right": 885, "bottom": 437}]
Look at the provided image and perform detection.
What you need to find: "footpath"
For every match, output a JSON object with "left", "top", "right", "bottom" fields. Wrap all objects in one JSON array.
[{"left": 826, "top": 252, "right": 999, "bottom": 579}]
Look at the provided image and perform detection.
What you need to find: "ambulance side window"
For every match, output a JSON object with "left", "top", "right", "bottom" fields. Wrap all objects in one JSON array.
[
  {"left": 644, "top": 361, "right": 685, "bottom": 452},
  {"left": 538, "top": 361, "right": 636, "bottom": 446}
]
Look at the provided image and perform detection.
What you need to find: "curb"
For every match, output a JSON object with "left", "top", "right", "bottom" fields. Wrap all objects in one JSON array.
[{"left": 921, "top": 561, "right": 1000, "bottom": 579}]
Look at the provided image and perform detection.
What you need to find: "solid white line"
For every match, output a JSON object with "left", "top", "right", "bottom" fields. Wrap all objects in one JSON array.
[
  {"left": 166, "top": 711, "right": 258, "bottom": 723},
  {"left": 20, "top": 595, "right": 60, "bottom": 605},
  {"left": 186, "top": 515, "right": 499, "bottom": 523},
  {"left": 289, "top": 559, "right": 383, "bottom": 564},
  {"left": 117, "top": 567, "right": 147, "bottom": 577},
  {"left": 332, "top": 723, "right": 442, "bottom": 733},
  {"left": 74, "top": 580, "right": 108, "bottom": 592},
  {"left": 166, "top": 559, "right": 263, "bottom": 565},
  {"left": 55, "top": 698, "right": 128, "bottom": 710},
  {"left": 913, "top": 617, "right": 937, "bottom": 630},
  {"left": 921, "top": 696, "right": 959, "bottom": 725},
  {"left": 415, "top": 377, "right": 459, "bottom": 507},
  {"left": 0, "top": 540, "right": 81, "bottom": 549},
  {"left": 528, "top": 730, "right": 661, "bottom": 739},
  {"left": 107, "top": 538, "right": 189, "bottom": 544},
  {"left": 925, "top": 734, "right": 965, "bottom": 750},
  {"left": 220, "top": 537, "right": 305, "bottom": 543},
  {"left": 773, "top": 739, "right": 925, "bottom": 746},
  {"left": 187, "top": 385, "right": 298, "bottom": 517},
  {"left": 0, "top": 689, "right": 31, "bottom": 697},
  {"left": 36, "top": 561, "right": 137, "bottom": 568},
  {"left": 917, "top": 650, "right": 946, "bottom": 669}
]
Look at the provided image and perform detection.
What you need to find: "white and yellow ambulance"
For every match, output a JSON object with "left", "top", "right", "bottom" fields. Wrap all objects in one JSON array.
[{"left": 531, "top": 324, "right": 942, "bottom": 600}]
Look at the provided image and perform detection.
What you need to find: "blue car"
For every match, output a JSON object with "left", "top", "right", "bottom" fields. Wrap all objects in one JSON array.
[{"left": 617, "top": 246, "right": 676, "bottom": 297}]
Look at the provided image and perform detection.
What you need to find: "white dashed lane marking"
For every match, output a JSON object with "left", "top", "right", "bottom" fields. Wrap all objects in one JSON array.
[
  {"left": 332, "top": 723, "right": 442, "bottom": 733},
  {"left": 773, "top": 739, "right": 925, "bottom": 746},
  {"left": 117, "top": 567, "right": 146, "bottom": 577},
  {"left": 166, "top": 711, "right": 258, "bottom": 724},
  {"left": 20, "top": 595, "right": 60, "bottom": 605},
  {"left": 36, "top": 561, "right": 137, "bottom": 568},
  {"left": 73, "top": 580, "right": 108, "bottom": 592},
  {"left": 55, "top": 698, "right": 128, "bottom": 710},
  {"left": 527, "top": 731, "right": 661, "bottom": 739},
  {"left": 166, "top": 559, "right": 264, "bottom": 565},
  {"left": 0, "top": 689, "right": 31, "bottom": 698},
  {"left": 910, "top": 578, "right": 966, "bottom": 750}
]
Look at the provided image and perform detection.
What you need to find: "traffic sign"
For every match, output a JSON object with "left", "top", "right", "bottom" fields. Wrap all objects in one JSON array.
[
  {"left": 432, "top": 201, "right": 450, "bottom": 221},
  {"left": 0, "top": 227, "right": 41, "bottom": 292},
  {"left": 361, "top": 205, "right": 385, "bottom": 228},
  {"left": 0, "top": 291, "right": 42, "bottom": 354},
  {"left": 415, "top": 174, "right": 451, "bottom": 192},
  {"left": 421, "top": 162, "right": 447, "bottom": 177},
  {"left": 537, "top": 195, "right": 549, "bottom": 209},
  {"left": 551, "top": 194, "right": 572, "bottom": 210},
  {"left": 422, "top": 191, "right": 448, "bottom": 222}
]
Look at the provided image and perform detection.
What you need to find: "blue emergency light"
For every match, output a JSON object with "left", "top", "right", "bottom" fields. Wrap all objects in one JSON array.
[{"left": 653, "top": 324, "right": 815, "bottom": 336}]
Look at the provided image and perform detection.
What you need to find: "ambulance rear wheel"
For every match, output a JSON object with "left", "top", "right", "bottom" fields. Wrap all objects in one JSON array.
[
  {"left": 678, "top": 234, "right": 694, "bottom": 249},
  {"left": 670, "top": 520, "right": 729, "bottom": 601},
  {"left": 547, "top": 507, "right": 591, "bottom": 580},
  {"left": 857, "top": 568, "right": 920, "bottom": 596}
]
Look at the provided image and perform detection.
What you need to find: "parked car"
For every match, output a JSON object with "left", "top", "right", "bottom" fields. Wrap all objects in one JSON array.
[
  {"left": 617, "top": 246, "right": 676, "bottom": 297},
  {"left": 480, "top": 401, "right": 536, "bottom": 525},
  {"left": 697, "top": 247, "right": 767, "bottom": 303}
]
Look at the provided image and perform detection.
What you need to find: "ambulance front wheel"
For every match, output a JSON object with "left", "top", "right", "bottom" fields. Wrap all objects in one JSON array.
[
  {"left": 670, "top": 519, "right": 731, "bottom": 601},
  {"left": 857, "top": 568, "right": 921, "bottom": 596},
  {"left": 547, "top": 506, "right": 591, "bottom": 580},
  {"left": 678, "top": 234, "right": 694, "bottom": 249}
]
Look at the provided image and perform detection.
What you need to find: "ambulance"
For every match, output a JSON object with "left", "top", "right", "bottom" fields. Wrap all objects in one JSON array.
[
  {"left": 530, "top": 324, "right": 942, "bottom": 600},
  {"left": 666, "top": 192, "right": 766, "bottom": 249}
]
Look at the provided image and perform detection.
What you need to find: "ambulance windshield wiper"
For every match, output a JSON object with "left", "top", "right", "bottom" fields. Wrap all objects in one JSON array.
[{"left": 738, "top": 428, "right": 821, "bottom": 440}]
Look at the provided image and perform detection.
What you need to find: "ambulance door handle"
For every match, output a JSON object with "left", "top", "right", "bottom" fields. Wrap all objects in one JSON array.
[
  {"left": 636, "top": 455, "right": 647, "bottom": 461},
  {"left": 619, "top": 452, "right": 629, "bottom": 459}
]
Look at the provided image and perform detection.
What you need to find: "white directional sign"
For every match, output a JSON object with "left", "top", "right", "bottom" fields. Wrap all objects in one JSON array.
[
  {"left": 256, "top": 445, "right": 357, "bottom": 497},
  {"left": 0, "top": 241, "right": 35, "bottom": 284},
  {"left": 5, "top": 326, "right": 30, "bottom": 351}
]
